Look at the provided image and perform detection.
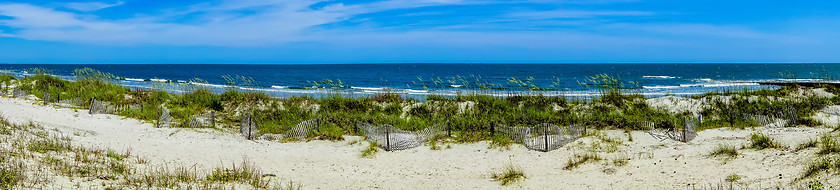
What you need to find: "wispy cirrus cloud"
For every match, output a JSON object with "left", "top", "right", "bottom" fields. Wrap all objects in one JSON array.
[
  {"left": 506, "top": 10, "right": 652, "bottom": 19},
  {"left": 65, "top": 1, "right": 124, "bottom": 11}
]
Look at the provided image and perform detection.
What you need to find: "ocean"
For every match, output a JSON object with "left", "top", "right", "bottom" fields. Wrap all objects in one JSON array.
[{"left": 1, "top": 63, "right": 838, "bottom": 99}]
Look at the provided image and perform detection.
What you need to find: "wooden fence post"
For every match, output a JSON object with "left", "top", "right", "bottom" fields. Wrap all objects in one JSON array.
[
  {"left": 490, "top": 122, "right": 495, "bottom": 137},
  {"left": 446, "top": 122, "right": 451, "bottom": 137},
  {"left": 543, "top": 125, "right": 549, "bottom": 152},
  {"left": 88, "top": 98, "right": 96, "bottom": 114},
  {"left": 248, "top": 115, "right": 256, "bottom": 140},
  {"left": 682, "top": 117, "right": 687, "bottom": 142},
  {"left": 385, "top": 126, "right": 391, "bottom": 151},
  {"left": 315, "top": 118, "right": 320, "bottom": 133},
  {"left": 210, "top": 111, "right": 216, "bottom": 127}
]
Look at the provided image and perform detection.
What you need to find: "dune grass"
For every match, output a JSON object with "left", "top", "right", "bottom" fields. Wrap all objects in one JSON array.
[
  {"left": 817, "top": 136, "right": 840, "bottom": 155},
  {"left": 361, "top": 142, "right": 378, "bottom": 158},
  {"left": 796, "top": 138, "right": 820, "bottom": 152},
  {"left": 490, "top": 163, "right": 526, "bottom": 186},
  {"left": 749, "top": 133, "right": 785, "bottom": 150},
  {"left": 710, "top": 144, "right": 739, "bottom": 158},
  {"left": 801, "top": 157, "right": 838, "bottom": 180},
  {"left": 564, "top": 153, "right": 603, "bottom": 170}
]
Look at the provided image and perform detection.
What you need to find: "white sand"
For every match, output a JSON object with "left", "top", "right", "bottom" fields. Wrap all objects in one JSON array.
[{"left": 0, "top": 96, "right": 836, "bottom": 189}]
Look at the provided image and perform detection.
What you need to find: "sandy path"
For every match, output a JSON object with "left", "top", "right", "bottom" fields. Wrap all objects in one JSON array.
[{"left": 0, "top": 96, "right": 833, "bottom": 189}]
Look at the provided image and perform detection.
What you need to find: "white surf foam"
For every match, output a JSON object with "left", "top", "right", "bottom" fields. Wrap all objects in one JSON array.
[{"left": 643, "top": 76, "right": 678, "bottom": 79}]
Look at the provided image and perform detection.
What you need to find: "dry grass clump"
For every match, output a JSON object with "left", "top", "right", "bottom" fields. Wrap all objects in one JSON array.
[
  {"left": 564, "top": 153, "right": 602, "bottom": 170},
  {"left": 800, "top": 157, "right": 839, "bottom": 180},
  {"left": 796, "top": 138, "right": 819, "bottom": 152},
  {"left": 490, "top": 163, "right": 526, "bottom": 186},
  {"left": 205, "top": 160, "right": 268, "bottom": 188},
  {"left": 817, "top": 136, "right": 840, "bottom": 155},
  {"left": 710, "top": 144, "right": 739, "bottom": 158}
]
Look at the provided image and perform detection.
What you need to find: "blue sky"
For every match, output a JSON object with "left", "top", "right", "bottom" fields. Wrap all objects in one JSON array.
[{"left": 0, "top": 0, "right": 839, "bottom": 63}]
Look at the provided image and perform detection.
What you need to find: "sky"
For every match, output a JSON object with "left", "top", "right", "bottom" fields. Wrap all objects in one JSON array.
[{"left": 0, "top": 0, "right": 839, "bottom": 64}]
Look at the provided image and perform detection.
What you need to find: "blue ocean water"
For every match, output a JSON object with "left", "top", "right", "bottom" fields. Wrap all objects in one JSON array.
[{"left": 1, "top": 63, "right": 838, "bottom": 99}]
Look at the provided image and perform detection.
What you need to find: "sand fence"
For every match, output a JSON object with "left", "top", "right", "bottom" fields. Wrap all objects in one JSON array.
[
  {"left": 356, "top": 121, "right": 450, "bottom": 151},
  {"left": 12, "top": 88, "right": 29, "bottom": 98},
  {"left": 492, "top": 123, "right": 586, "bottom": 152},
  {"left": 156, "top": 105, "right": 173, "bottom": 128},
  {"left": 88, "top": 98, "right": 140, "bottom": 115},
  {"left": 236, "top": 116, "right": 322, "bottom": 141},
  {"left": 645, "top": 116, "right": 699, "bottom": 142},
  {"left": 729, "top": 107, "right": 797, "bottom": 128}
]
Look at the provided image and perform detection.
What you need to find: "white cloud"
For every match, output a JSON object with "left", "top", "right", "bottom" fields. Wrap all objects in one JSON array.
[
  {"left": 506, "top": 10, "right": 652, "bottom": 19},
  {"left": 65, "top": 1, "right": 124, "bottom": 11}
]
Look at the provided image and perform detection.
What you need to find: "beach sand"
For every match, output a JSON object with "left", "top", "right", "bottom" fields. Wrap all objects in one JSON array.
[{"left": 0, "top": 96, "right": 836, "bottom": 189}]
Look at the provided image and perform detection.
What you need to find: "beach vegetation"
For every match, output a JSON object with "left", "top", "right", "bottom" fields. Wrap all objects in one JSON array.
[
  {"left": 490, "top": 163, "right": 526, "bottom": 186},
  {"left": 801, "top": 157, "right": 837, "bottom": 180},
  {"left": 0, "top": 161, "right": 24, "bottom": 189},
  {"left": 489, "top": 134, "right": 514, "bottom": 150},
  {"left": 0, "top": 74, "right": 14, "bottom": 83},
  {"left": 797, "top": 138, "right": 820, "bottom": 152},
  {"left": 818, "top": 136, "right": 840, "bottom": 155},
  {"left": 749, "top": 133, "right": 785, "bottom": 150},
  {"left": 361, "top": 142, "right": 378, "bottom": 158},
  {"left": 205, "top": 160, "right": 266, "bottom": 188},
  {"left": 6, "top": 68, "right": 839, "bottom": 151},
  {"left": 725, "top": 174, "right": 741, "bottom": 182},
  {"left": 710, "top": 144, "right": 739, "bottom": 158},
  {"left": 564, "top": 153, "right": 602, "bottom": 170}
]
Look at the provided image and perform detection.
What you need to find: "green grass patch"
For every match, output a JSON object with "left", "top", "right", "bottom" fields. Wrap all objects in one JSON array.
[
  {"left": 710, "top": 144, "right": 739, "bottom": 158},
  {"left": 0, "top": 165, "right": 24, "bottom": 189},
  {"left": 27, "top": 138, "right": 71, "bottom": 153},
  {"left": 797, "top": 138, "right": 820, "bottom": 151},
  {"left": 490, "top": 163, "right": 526, "bottom": 186},
  {"left": 361, "top": 142, "right": 378, "bottom": 158},
  {"left": 801, "top": 157, "right": 838, "bottom": 180},
  {"left": 749, "top": 133, "right": 785, "bottom": 150},
  {"left": 818, "top": 136, "right": 840, "bottom": 155},
  {"left": 564, "top": 153, "right": 602, "bottom": 170}
]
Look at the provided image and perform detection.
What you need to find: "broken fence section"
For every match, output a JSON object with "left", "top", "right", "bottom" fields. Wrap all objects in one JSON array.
[
  {"left": 284, "top": 118, "right": 320, "bottom": 140},
  {"left": 729, "top": 107, "right": 797, "bottom": 128},
  {"left": 56, "top": 97, "right": 86, "bottom": 108},
  {"left": 240, "top": 114, "right": 259, "bottom": 140},
  {"left": 12, "top": 88, "right": 29, "bottom": 98},
  {"left": 492, "top": 123, "right": 586, "bottom": 152},
  {"left": 188, "top": 111, "right": 216, "bottom": 128},
  {"left": 357, "top": 121, "right": 450, "bottom": 151},
  {"left": 88, "top": 98, "right": 140, "bottom": 115},
  {"left": 646, "top": 116, "right": 699, "bottom": 142}
]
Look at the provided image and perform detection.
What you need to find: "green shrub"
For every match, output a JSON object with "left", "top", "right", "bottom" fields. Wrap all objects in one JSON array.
[
  {"left": 750, "top": 133, "right": 784, "bottom": 150},
  {"left": 178, "top": 89, "right": 223, "bottom": 111},
  {"left": 368, "top": 93, "right": 403, "bottom": 102}
]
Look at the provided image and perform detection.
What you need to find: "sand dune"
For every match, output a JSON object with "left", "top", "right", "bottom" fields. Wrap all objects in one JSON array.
[{"left": 0, "top": 96, "right": 836, "bottom": 189}]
